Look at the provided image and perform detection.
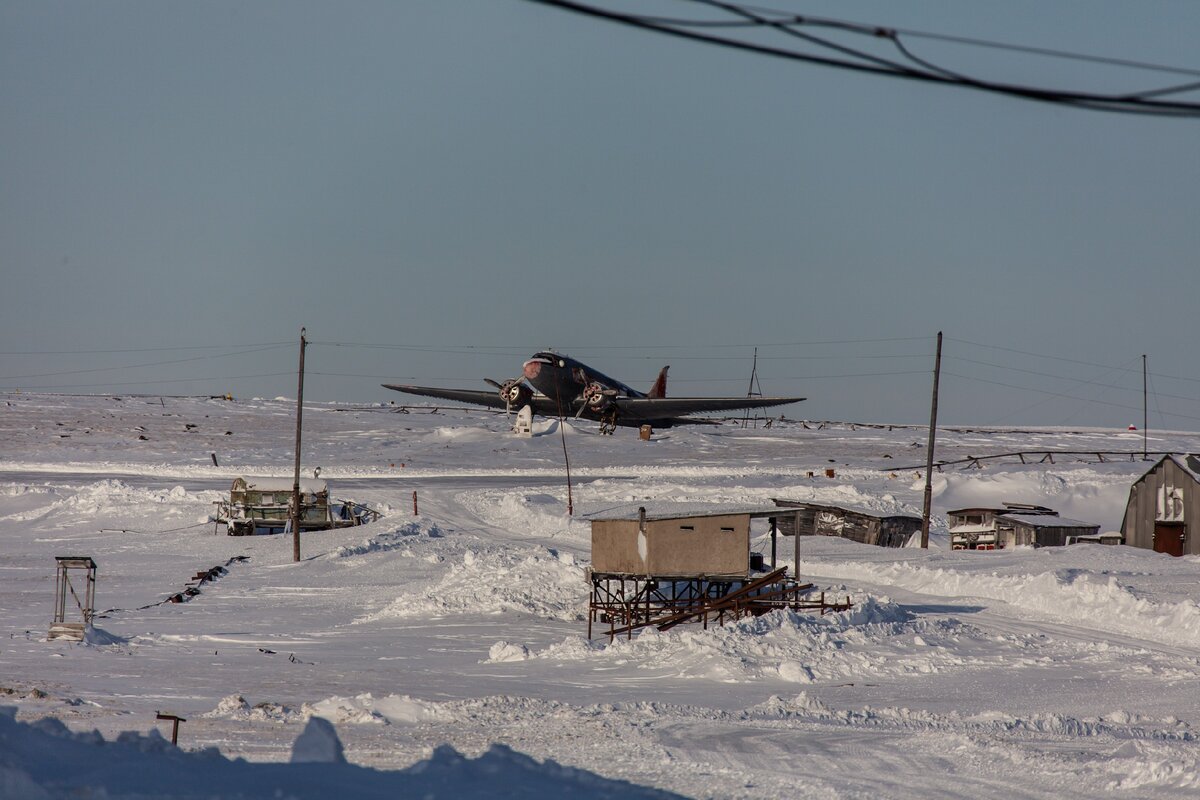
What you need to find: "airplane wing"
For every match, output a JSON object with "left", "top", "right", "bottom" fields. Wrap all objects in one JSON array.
[
  {"left": 613, "top": 395, "right": 805, "bottom": 419},
  {"left": 382, "top": 384, "right": 562, "bottom": 416}
]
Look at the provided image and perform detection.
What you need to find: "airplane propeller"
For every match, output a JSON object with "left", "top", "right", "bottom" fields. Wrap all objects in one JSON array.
[
  {"left": 494, "top": 377, "right": 531, "bottom": 415},
  {"left": 575, "top": 381, "right": 618, "bottom": 419}
]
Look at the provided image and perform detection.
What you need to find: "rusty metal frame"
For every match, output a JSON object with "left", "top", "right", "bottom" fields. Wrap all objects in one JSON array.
[{"left": 588, "top": 566, "right": 851, "bottom": 642}]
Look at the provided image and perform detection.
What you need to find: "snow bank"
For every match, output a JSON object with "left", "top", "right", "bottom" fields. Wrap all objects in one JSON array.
[
  {"left": 358, "top": 545, "right": 587, "bottom": 622},
  {"left": 748, "top": 692, "right": 1197, "bottom": 742},
  {"left": 332, "top": 521, "right": 443, "bottom": 558},
  {"left": 202, "top": 695, "right": 304, "bottom": 723},
  {"left": 457, "top": 489, "right": 587, "bottom": 542},
  {"left": 798, "top": 557, "right": 1200, "bottom": 649},
  {"left": 300, "top": 693, "right": 449, "bottom": 726},
  {"left": 495, "top": 599, "right": 1041, "bottom": 684},
  {"left": 0, "top": 479, "right": 219, "bottom": 523}
]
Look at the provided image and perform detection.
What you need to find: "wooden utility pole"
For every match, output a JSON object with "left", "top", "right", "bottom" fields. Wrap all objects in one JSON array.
[
  {"left": 290, "top": 327, "right": 307, "bottom": 563},
  {"left": 1142, "top": 354, "right": 1148, "bottom": 460},
  {"left": 920, "top": 331, "right": 943, "bottom": 549}
]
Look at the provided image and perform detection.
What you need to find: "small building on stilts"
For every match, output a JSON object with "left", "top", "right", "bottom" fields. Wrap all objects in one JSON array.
[{"left": 585, "top": 504, "right": 850, "bottom": 641}]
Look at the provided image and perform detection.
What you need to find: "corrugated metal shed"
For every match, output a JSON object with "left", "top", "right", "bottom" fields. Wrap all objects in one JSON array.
[{"left": 1121, "top": 454, "right": 1200, "bottom": 556}]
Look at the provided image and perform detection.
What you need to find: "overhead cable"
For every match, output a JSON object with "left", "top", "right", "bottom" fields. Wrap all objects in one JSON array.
[{"left": 524, "top": 0, "right": 1200, "bottom": 117}]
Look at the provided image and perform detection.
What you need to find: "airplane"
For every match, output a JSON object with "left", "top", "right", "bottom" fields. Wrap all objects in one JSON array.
[{"left": 383, "top": 350, "right": 804, "bottom": 434}]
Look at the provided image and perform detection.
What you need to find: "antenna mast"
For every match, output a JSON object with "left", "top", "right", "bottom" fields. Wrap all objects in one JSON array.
[{"left": 742, "top": 347, "right": 763, "bottom": 428}]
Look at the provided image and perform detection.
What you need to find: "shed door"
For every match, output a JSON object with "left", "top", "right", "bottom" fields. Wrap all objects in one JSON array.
[{"left": 1153, "top": 523, "right": 1186, "bottom": 557}]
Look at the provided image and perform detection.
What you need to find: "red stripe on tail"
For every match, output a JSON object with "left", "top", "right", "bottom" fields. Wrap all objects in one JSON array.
[{"left": 648, "top": 366, "right": 669, "bottom": 398}]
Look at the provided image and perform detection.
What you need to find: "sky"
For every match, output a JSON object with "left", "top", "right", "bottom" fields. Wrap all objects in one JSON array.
[{"left": 2, "top": 1, "right": 1198, "bottom": 429}]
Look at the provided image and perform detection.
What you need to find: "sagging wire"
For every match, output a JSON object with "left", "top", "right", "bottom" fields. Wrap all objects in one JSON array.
[{"left": 523, "top": 0, "right": 1200, "bottom": 117}]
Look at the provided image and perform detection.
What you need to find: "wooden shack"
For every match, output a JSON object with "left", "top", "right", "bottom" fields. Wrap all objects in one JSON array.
[
  {"left": 590, "top": 507, "right": 758, "bottom": 578},
  {"left": 218, "top": 477, "right": 378, "bottom": 536},
  {"left": 771, "top": 500, "right": 920, "bottom": 548},
  {"left": 586, "top": 504, "right": 850, "bottom": 640},
  {"left": 948, "top": 503, "right": 1098, "bottom": 550},
  {"left": 996, "top": 513, "right": 1100, "bottom": 548},
  {"left": 1121, "top": 454, "right": 1200, "bottom": 556}
]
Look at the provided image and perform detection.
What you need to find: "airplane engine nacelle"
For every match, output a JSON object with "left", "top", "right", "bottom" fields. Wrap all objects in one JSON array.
[
  {"left": 499, "top": 380, "right": 533, "bottom": 410},
  {"left": 583, "top": 382, "right": 614, "bottom": 412}
]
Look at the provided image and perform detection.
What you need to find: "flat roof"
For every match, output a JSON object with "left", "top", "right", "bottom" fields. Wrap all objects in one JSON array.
[
  {"left": 947, "top": 506, "right": 1056, "bottom": 516},
  {"left": 234, "top": 477, "right": 328, "bottom": 493},
  {"left": 586, "top": 502, "right": 786, "bottom": 522},
  {"left": 773, "top": 499, "right": 921, "bottom": 521},
  {"left": 999, "top": 513, "right": 1097, "bottom": 529}
]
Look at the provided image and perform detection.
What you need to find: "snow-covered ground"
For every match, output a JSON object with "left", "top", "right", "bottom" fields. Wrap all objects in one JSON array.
[{"left": 3, "top": 393, "right": 1199, "bottom": 798}]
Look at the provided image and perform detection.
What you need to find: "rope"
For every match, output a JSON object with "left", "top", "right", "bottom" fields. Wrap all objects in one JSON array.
[{"left": 99, "top": 521, "right": 212, "bottom": 534}]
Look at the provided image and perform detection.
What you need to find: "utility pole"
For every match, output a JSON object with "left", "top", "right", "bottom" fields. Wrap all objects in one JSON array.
[
  {"left": 1142, "top": 354, "right": 1148, "bottom": 460},
  {"left": 920, "top": 331, "right": 943, "bottom": 549},
  {"left": 290, "top": 327, "right": 307, "bottom": 563}
]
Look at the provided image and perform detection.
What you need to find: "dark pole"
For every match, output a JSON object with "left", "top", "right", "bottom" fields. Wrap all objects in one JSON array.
[
  {"left": 555, "top": 396, "right": 574, "bottom": 515},
  {"left": 291, "top": 328, "right": 307, "bottom": 563},
  {"left": 156, "top": 713, "right": 185, "bottom": 745},
  {"left": 920, "top": 331, "right": 943, "bottom": 549},
  {"left": 1142, "top": 354, "right": 1148, "bottom": 460}
]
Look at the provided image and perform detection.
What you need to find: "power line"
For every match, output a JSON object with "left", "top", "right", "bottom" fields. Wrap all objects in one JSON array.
[
  {"left": 0, "top": 344, "right": 294, "bottom": 381},
  {"left": 945, "top": 355, "right": 1198, "bottom": 404},
  {"left": 0, "top": 372, "right": 295, "bottom": 391},
  {"left": 982, "top": 355, "right": 1142, "bottom": 426},
  {"left": 525, "top": 0, "right": 1200, "bottom": 116},
  {"left": 944, "top": 370, "right": 1200, "bottom": 424},
  {"left": 0, "top": 341, "right": 292, "bottom": 356},
  {"left": 947, "top": 336, "right": 1200, "bottom": 386},
  {"left": 311, "top": 335, "right": 930, "bottom": 352},
  {"left": 733, "top": 4, "right": 1200, "bottom": 78}
]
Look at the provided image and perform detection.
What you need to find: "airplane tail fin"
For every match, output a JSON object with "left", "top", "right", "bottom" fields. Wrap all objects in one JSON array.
[{"left": 648, "top": 366, "right": 669, "bottom": 398}]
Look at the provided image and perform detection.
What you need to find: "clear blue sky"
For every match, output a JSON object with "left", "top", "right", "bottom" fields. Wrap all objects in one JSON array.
[{"left": 3, "top": 1, "right": 1198, "bottom": 429}]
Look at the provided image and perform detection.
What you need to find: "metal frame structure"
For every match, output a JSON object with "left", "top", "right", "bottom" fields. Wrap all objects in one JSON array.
[
  {"left": 588, "top": 566, "right": 851, "bottom": 641},
  {"left": 50, "top": 556, "right": 96, "bottom": 641}
]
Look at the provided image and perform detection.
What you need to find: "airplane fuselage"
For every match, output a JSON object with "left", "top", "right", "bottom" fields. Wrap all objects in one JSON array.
[{"left": 522, "top": 351, "right": 642, "bottom": 410}]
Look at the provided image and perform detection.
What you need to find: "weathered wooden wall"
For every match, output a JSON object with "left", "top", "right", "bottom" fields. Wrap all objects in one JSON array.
[{"left": 591, "top": 514, "right": 750, "bottom": 577}]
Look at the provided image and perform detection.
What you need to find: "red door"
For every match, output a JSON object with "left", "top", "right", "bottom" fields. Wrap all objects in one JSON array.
[{"left": 1153, "top": 524, "right": 1186, "bottom": 557}]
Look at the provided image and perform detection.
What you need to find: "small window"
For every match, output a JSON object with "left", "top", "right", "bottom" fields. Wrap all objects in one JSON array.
[
  {"left": 720, "top": 527, "right": 735, "bottom": 532},
  {"left": 680, "top": 525, "right": 695, "bottom": 531}
]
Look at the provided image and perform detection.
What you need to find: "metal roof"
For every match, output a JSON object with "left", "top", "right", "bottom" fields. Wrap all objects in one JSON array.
[
  {"left": 773, "top": 499, "right": 921, "bottom": 521},
  {"left": 999, "top": 513, "right": 1097, "bottom": 529},
  {"left": 585, "top": 502, "right": 786, "bottom": 522}
]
